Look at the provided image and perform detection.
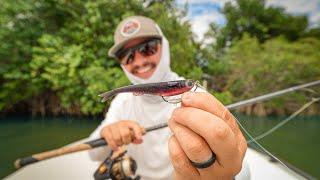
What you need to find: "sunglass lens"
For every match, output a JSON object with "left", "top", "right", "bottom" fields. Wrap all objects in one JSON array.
[
  {"left": 139, "top": 41, "right": 158, "bottom": 56},
  {"left": 118, "top": 39, "right": 160, "bottom": 65},
  {"left": 121, "top": 51, "right": 134, "bottom": 65}
]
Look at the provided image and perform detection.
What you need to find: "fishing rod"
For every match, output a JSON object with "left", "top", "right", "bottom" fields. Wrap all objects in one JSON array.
[
  {"left": 226, "top": 80, "right": 320, "bottom": 110},
  {"left": 14, "top": 123, "right": 168, "bottom": 169},
  {"left": 14, "top": 80, "right": 320, "bottom": 169}
]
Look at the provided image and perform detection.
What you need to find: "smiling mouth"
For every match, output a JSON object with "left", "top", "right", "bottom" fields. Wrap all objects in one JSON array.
[{"left": 135, "top": 64, "right": 154, "bottom": 74}]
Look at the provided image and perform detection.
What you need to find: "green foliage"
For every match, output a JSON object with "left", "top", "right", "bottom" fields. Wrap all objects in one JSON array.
[
  {"left": 303, "top": 27, "right": 320, "bottom": 39},
  {"left": 0, "top": 0, "right": 65, "bottom": 111},
  {"left": 214, "top": 0, "right": 308, "bottom": 50},
  {"left": 199, "top": 0, "right": 319, "bottom": 115},
  {"left": 1, "top": 0, "right": 319, "bottom": 116},
  {"left": 0, "top": 0, "right": 201, "bottom": 115},
  {"left": 212, "top": 91, "right": 233, "bottom": 105},
  {"left": 220, "top": 34, "right": 320, "bottom": 112}
]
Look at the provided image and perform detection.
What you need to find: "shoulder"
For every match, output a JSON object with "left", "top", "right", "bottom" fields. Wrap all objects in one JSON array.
[
  {"left": 109, "top": 93, "right": 131, "bottom": 106},
  {"left": 113, "top": 93, "right": 131, "bottom": 102},
  {"left": 107, "top": 92, "right": 135, "bottom": 110}
]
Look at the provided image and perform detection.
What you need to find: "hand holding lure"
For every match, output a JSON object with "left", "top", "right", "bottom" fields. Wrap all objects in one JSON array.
[{"left": 99, "top": 79, "right": 200, "bottom": 103}]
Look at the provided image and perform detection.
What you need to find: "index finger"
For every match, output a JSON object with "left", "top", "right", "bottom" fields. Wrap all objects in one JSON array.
[
  {"left": 125, "top": 121, "right": 143, "bottom": 140},
  {"left": 181, "top": 92, "right": 239, "bottom": 134}
]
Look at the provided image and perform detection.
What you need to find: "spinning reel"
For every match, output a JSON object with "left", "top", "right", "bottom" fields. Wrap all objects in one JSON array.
[{"left": 94, "top": 146, "right": 140, "bottom": 180}]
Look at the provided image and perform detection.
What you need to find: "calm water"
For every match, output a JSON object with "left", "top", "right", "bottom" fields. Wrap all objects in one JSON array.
[{"left": 1, "top": 115, "right": 319, "bottom": 179}]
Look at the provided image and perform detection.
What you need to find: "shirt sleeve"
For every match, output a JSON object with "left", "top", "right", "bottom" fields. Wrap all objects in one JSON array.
[
  {"left": 235, "top": 152, "right": 251, "bottom": 180},
  {"left": 87, "top": 94, "right": 127, "bottom": 161}
]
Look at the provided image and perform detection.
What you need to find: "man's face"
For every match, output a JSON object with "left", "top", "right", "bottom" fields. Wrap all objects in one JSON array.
[{"left": 118, "top": 38, "right": 162, "bottom": 79}]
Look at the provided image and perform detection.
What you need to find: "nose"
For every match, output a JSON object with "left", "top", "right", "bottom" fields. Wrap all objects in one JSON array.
[{"left": 132, "top": 51, "right": 148, "bottom": 67}]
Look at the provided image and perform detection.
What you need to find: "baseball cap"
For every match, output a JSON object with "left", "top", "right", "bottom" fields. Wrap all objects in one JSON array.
[{"left": 108, "top": 16, "right": 162, "bottom": 58}]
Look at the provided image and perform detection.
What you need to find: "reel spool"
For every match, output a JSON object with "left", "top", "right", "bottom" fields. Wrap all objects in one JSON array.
[
  {"left": 94, "top": 149, "right": 139, "bottom": 180},
  {"left": 110, "top": 155, "right": 138, "bottom": 180}
]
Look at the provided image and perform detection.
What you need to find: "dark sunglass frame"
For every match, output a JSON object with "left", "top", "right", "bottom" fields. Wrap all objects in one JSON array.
[{"left": 115, "top": 38, "right": 161, "bottom": 65}]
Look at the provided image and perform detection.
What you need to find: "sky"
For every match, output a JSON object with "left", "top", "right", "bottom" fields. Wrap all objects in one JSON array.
[{"left": 175, "top": 0, "right": 320, "bottom": 41}]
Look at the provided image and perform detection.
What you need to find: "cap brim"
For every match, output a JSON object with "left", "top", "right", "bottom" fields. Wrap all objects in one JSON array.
[{"left": 108, "top": 34, "right": 162, "bottom": 58}]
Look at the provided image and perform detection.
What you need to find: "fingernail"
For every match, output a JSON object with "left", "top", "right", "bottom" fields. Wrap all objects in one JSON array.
[{"left": 182, "top": 92, "right": 193, "bottom": 103}]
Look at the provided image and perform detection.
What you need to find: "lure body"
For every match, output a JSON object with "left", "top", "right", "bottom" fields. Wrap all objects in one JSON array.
[{"left": 99, "top": 79, "right": 196, "bottom": 102}]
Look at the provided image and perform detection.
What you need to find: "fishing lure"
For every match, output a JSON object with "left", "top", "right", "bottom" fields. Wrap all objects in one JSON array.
[{"left": 99, "top": 79, "right": 199, "bottom": 103}]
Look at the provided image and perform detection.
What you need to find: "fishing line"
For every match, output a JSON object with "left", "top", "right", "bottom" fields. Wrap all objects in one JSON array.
[
  {"left": 232, "top": 115, "right": 290, "bottom": 170},
  {"left": 248, "top": 98, "right": 319, "bottom": 143}
]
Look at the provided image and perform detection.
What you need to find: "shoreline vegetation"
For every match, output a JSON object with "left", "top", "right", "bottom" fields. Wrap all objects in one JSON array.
[
  {"left": 2, "top": 89, "right": 319, "bottom": 117},
  {"left": 1, "top": 0, "right": 319, "bottom": 117}
]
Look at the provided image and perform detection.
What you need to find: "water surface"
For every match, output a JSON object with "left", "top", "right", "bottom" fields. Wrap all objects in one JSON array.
[
  {"left": 1, "top": 115, "right": 319, "bottom": 178},
  {"left": 236, "top": 114, "right": 320, "bottom": 179},
  {"left": 0, "top": 116, "right": 100, "bottom": 178}
]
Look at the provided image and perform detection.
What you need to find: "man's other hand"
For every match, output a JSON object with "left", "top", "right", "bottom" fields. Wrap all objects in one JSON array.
[{"left": 100, "top": 120, "right": 145, "bottom": 150}]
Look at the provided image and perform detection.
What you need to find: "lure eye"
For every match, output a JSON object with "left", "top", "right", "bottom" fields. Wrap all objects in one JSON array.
[{"left": 186, "top": 80, "right": 194, "bottom": 87}]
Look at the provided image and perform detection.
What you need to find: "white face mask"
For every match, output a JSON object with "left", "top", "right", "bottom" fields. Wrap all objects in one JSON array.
[{"left": 121, "top": 25, "right": 173, "bottom": 85}]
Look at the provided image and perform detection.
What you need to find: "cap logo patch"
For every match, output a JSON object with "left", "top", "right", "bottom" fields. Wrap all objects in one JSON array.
[{"left": 121, "top": 19, "right": 140, "bottom": 37}]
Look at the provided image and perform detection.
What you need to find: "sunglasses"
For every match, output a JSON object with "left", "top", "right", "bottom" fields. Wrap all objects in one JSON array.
[{"left": 115, "top": 38, "right": 161, "bottom": 65}]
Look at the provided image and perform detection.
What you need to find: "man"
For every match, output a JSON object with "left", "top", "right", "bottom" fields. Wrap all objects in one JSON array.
[{"left": 89, "top": 16, "right": 249, "bottom": 180}]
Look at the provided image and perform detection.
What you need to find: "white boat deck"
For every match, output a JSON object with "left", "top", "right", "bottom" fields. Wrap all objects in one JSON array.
[
  {"left": 5, "top": 140, "right": 309, "bottom": 180},
  {"left": 245, "top": 148, "right": 307, "bottom": 180}
]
